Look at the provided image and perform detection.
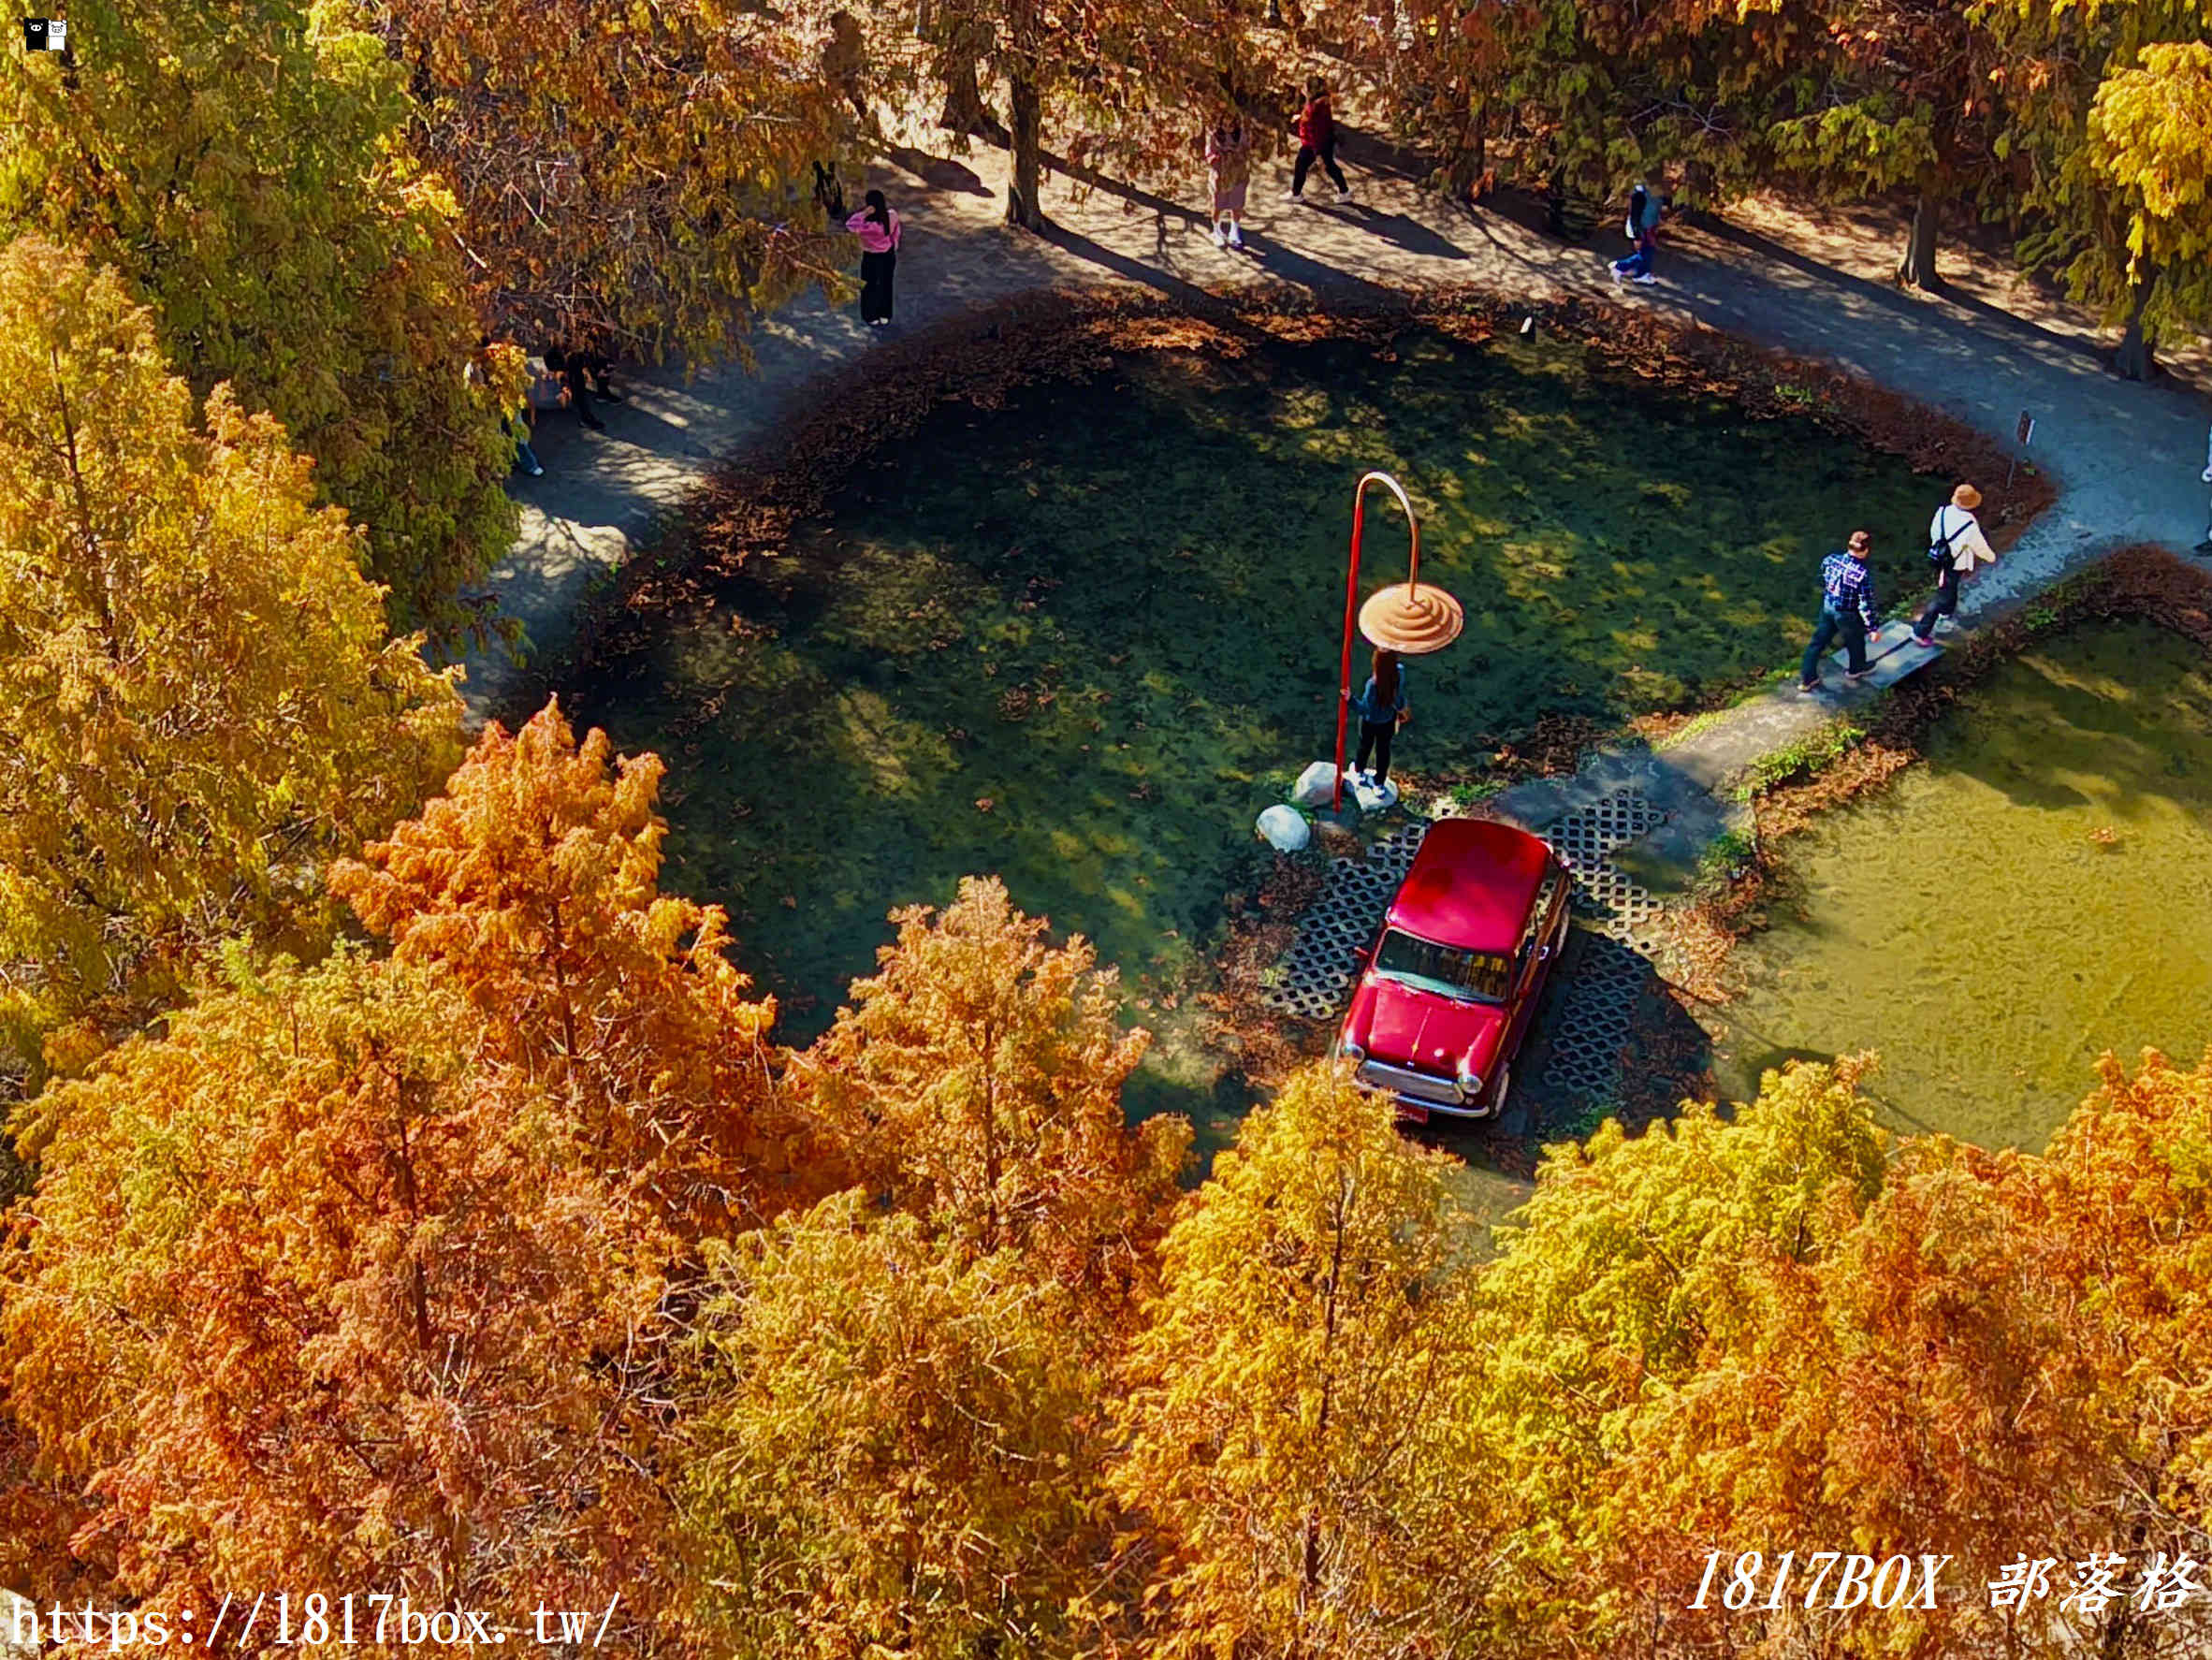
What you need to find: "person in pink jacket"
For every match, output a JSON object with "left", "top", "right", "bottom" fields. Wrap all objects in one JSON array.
[
  {"left": 845, "top": 190, "right": 902, "bottom": 327},
  {"left": 1204, "top": 113, "right": 1252, "bottom": 249}
]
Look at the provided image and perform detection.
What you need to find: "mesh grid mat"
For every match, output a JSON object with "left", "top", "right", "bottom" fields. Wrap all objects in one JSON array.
[
  {"left": 1258, "top": 823, "right": 1429, "bottom": 1025},
  {"left": 1539, "top": 790, "right": 1664, "bottom": 1097},
  {"left": 1259, "top": 791, "right": 1666, "bottom": 1104}
]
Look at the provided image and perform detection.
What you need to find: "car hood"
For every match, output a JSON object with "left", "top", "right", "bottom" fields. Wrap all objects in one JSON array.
[{"left": 1343, "top": 977, "right": 1506, "bottom": 1076}]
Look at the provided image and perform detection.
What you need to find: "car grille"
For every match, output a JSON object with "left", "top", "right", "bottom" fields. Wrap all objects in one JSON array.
[{"left": 1355, "top": 1059, "right": 1464, "bottom": 1107}]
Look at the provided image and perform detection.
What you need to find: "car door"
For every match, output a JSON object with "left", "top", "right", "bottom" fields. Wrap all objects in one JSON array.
[{"left": 1503, "top": 867, "right": 1568, "bottom": 1055}]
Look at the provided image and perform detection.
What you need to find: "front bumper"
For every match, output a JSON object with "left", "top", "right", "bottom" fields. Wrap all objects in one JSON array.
[{"left": 1349, "top": 1058, "right": 1492, "bottom": 1121}]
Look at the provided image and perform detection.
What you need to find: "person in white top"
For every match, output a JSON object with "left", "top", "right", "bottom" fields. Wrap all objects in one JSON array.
[{"left": 1911, "top": 482, "right": 1997, "bottom": 647}]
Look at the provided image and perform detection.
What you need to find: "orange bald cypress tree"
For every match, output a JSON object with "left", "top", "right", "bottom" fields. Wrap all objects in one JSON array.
[
  {"left": 4, "top": 950, "right": 690, "bottom": 1652},
  {"left": 794, "top": 875, "right": 1190, "bottom": 1306},
  {"left": 330, "top": 701, "right": 836, "bottom": 1236}
]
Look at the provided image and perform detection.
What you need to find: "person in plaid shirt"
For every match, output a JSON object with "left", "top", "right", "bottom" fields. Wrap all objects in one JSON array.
[{"left": 1797, "top": 529, "right": 1879, "bottom": 692}]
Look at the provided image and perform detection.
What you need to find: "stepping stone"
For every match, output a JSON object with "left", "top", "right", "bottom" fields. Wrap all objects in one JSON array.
[
  {"left": 1348, "top": 774, "right": 1401, "bottom": 814},
  {"left": 1832, "top": 620, "right": 1944, "bottom": 688}
]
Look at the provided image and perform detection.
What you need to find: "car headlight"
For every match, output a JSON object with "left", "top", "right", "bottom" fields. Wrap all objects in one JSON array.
[
  {"left": 1340, "top": 1041, "right": 1366, "bottom": 1066},
  {"left": 1455, "top": 1064, "right": 1482, "bottom": 1098}
]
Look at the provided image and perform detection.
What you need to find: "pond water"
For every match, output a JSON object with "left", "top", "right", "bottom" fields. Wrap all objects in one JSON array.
[
  {"left": 1710, "top": 622, "right": 2212, "bottom": 1150},
  {"left": 562, "top": 328, "right": 1937, "bottom": 1142}
]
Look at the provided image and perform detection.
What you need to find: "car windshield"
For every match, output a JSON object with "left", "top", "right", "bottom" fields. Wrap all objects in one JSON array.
[{"left": 1372, "top": 929, "right": 1513, "bottom": 1004}]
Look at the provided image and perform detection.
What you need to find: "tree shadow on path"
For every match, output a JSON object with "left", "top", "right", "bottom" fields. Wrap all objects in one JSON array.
[
  {"left": 1308, "top": 197, "right": 1469, "bottom": 262},
  {"left": 884, "top": 144, "right": 993, "bottom": 197},
  {"left": 1690, "top": 213, "right": 2114, "bottom": 374},
  {"left": 1039, "top": 217, "right": 1409, "bottom": 309}
]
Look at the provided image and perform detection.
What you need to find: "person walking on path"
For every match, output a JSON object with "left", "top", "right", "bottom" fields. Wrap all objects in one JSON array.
[
  {"left": 1610, "top": 182, "right": 1669, "bottom": 285},
  {"left": 1911, "top": 483, "right": 1997, "bottom": 646},
  {"left": 544, "top": 340, "right": 620, "bottom": 430},
  {"left": 470, "top": 334, "right": 547, "bottom": 474},
  {"left": 509, "top": 400, "right": 546, "bottom": 477},
  {"left": 1204, "top": 113, "right": 1252, "bottom": 249},
  {"left": 1287, "top": 78, "right": 1349, "bottom": 202},
  {"left": 1350, "top": 647, "right": 1409, "bottom": 787},
  {"left": 846, "top": 189, "right": 902, "bottom": 327},
  {"left": 1798, "top": 530, "right": 1881, "bottom": 692}
]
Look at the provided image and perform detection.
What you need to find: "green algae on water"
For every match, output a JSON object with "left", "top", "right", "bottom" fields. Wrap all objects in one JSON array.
[{"left": 1711, "top": 622, "right": 2212, "bottom": 1151}]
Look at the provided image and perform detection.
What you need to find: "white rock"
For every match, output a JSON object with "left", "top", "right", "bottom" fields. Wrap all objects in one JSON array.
[
  {"left": 1256, "top": 804, "right": 1311, "bottom": 852},
  {"left": 1289, "top": 761, "right": 1343, "bottom": 808}
]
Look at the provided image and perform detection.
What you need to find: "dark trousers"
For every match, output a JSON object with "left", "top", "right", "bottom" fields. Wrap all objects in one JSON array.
[
  {"left": 1914, "top": 562, "right": 1963, "bottom": 637},
  {"left": 1614, "top": 228, "right": 1655, "bottom": 277},
  {"left": 1800, "top": 604, "right": 1868, "bottom": 684},
  {"left": 560, "top": 367, "right": 601, "bottom": 427},
  {"left": 860, "top": 250, "right": 896, "bottom": 322},
  {"left": 549, "top": 348, "right": 612, "bottom": 427},
  {"left": 1292, "top": 139, "right": 1346, "bottom": 196},
  {"left": 1355, "top": 719, "right": 1395, "bottom": 783}
]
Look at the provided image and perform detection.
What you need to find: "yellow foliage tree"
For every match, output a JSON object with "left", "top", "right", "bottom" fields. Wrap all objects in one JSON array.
[
  {"left": 1466, "top": 1054, "right": 2212, "bottom": 1659},
  {"left": 2026, "top": 1048, "right": 2212, "bottom": 1653},
  {"left": 1110, "top": 1062, "right": 1494, "bottom": 1660},
  {"left": 0, "top": 0, "right": 519, "bottom": 640},
  {"left": 1469, "top": 1057, "right": 1890, "bottom": 1653},
  {"left": 2082, "top": 42, "right": 2212, "bottom": 374},
  {"left": 796, "top": 875, "right": 1190, "bottom": 1302},
  {"left": 331, "top": 701, "right": 836, "bottom": 1237},
  {"left": 677, "top": 1190, "right": 1115, "bottom": 1659},
  {"left": 0, "top": 236, "right": 461, "bottom": 1081}
]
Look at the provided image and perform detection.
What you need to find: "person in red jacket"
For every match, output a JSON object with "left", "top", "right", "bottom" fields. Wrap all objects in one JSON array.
[{"left": 1287, "top": 77, "right": 1349, "bottom": 202}]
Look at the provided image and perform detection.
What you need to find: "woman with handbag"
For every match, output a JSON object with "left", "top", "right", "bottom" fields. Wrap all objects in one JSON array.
[{"left": 1911, "top": 484, "right": 1996, "bottom": 647}]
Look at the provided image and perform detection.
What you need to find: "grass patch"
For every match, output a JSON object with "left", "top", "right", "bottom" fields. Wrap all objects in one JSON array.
[
  {"left": 1696, "top": 826, "right": 1759, "bottom": 887},
  {"left": 544, "top": 308, "right": 2024, "bottom": 1129},
  {"left": 1738, "top": 716, "right": 1870, "bottom": 798}
]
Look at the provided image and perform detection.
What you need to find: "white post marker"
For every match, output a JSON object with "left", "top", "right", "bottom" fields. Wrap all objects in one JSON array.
[{"left": 2006, "top": 409, "right": 2033, "bottom": 491}]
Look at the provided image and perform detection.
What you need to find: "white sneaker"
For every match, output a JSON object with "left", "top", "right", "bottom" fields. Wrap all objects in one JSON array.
[
  {"left": 1211, "top": 225, "right": 1228, "bottom": 247},
  {"left": 1227, "top": 225, "right": 1244, "bottom": 249},
  {"left": 1608, "top": 258, "right": 1623, "bottom": 285},
  {"left": 1633, "top": 272, "right": 1657, "bottom": 284}
]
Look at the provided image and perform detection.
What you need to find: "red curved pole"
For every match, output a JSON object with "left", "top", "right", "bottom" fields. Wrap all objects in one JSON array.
[{"left": 1332, "top": 472, "right": 1420, "bottom": 812}]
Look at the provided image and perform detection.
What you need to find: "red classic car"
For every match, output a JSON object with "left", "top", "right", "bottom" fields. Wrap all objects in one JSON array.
[{"left": 1334, "top": 816, "right": 1570, "bottom": 1124}]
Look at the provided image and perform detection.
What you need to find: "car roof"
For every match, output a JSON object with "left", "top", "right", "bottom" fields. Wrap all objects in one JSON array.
[{"left": 1384, "top": 816, "right": 1554, "bottom": 954}]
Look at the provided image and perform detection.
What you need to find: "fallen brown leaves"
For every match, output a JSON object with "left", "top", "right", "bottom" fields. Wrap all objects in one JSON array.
[{"left": 1195, "top": 852, "right": 1332, "bottom": 1092}]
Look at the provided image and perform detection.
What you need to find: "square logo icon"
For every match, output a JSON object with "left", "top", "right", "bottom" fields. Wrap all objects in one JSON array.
[{"left": 22, "top": 18, "right": 50, "bottom": 50}]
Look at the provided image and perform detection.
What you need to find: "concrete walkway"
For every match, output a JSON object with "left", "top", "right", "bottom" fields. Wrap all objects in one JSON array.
[{"left": 465, "top": 129, "right": 2212, "bottom": 722}]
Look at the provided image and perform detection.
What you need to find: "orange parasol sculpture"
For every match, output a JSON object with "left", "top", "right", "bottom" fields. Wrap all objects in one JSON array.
[{"left": 1332, "top": 471, "right": 1463, "bottom": 812}]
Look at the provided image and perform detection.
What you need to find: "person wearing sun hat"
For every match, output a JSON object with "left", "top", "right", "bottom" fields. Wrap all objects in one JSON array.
[{"left": 1911, "top": 483, "right": 1997, "bottom": 648}]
